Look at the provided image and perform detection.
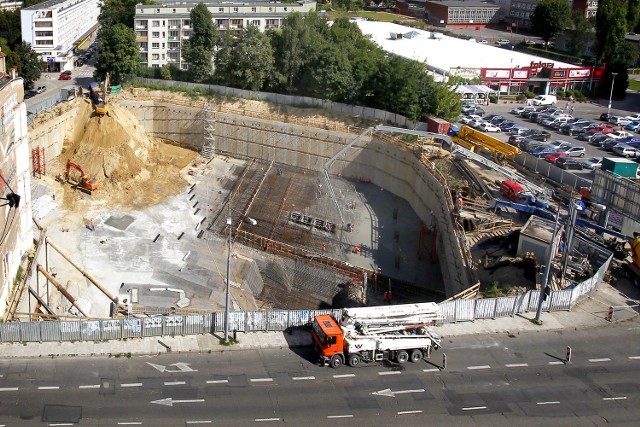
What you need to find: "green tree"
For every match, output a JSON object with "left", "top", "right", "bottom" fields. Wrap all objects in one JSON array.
[
  {"left": 0, "top": 9, "right": 21, "bottom": 49},
  {"left": 182, "top": 3, "right": 216, "bottom": 82},
  {"left": 11, "top": 42, "right": 43, "bottom": 89},
  {"left": 227, "top": 25, "right": 274, "bottom": 91},
  {"left": 94, "top": 23, "right": 139, "bottom": 84},
  {"left": 423, "top": 81, "right": 461, "bottom": 123},
  {"left": 298, "top": 43, "right": 355, "bottom": 101},
  {"left": 568, "top": 12, "right": 595, "bottom": 56},
  {"left": 213, "top": 30, "right": 235, "bottom": 86},
  {"left": 595, "top": 0, "right": 629, "bottom": 61},
  {"left": 333, "top": 0, "right": 365, "bottom": 11},
  {"left": 530, "top": 0, "right": 572, "bottom": 46},
  {"left": 628, "top": 0, "right": 640, "bottom": 29},
  {"left": 98, "top": 0, "right": 153, "bottom": 29}
]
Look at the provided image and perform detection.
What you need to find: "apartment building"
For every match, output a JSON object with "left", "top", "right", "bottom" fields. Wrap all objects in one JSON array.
[
  {"left": 21, "top": 0, "right": 100, "bottom": 72},
  {"left": 0, "top": 53, "right": 33, "bottom": 319},
  {"left": 134, "top": 0, "right": 317, "bottom": 69},
  {"left": 0, "top": 0, "right": 22, "bottom": 11}
]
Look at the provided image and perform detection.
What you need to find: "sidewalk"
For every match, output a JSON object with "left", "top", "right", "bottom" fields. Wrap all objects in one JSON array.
[{"left": 0, "top": 282, "right": 637, "bottom": 359}]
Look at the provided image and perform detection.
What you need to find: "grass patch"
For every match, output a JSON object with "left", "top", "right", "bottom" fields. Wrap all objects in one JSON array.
[
  {"left": 327, "top": 10, "right": 415, "bottom": 22},
  {"left": 483, "top": 280, "right": 514, "bottom": 298},
  {"left": 219, "top": 338, "right": 239, "bottom": 346},
  {"left": 629, "top": 79, "right": 640, "bottom": 92}
]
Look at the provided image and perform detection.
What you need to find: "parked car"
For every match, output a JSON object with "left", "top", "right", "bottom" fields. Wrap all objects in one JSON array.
[
  {"left": 495, "top": 39, "right": 511, "bottom": 45},
  {"left": 577, "top": 131, "right": 596, "bottom": 142},
  {"left": 614, "top": 144, "right": 639, "bottom": 158},
  {"left": 625, "top": 121, "right": 640, "bottom": 132},
  {"left": 556, "top": 157, "right": 584, "bottom": 170},
  {"left": 532, "top": 95, "right": 557, "bottom": 106},
  {"left": 592, "top": 134, "right": 613, "bottom": 148},
  {"left": 563, "top": 122, "right": 594, "bottom": 136},
  {"left": 509, "top": 134, "right": 526, "bottom": 145},
  {"left": 482, "top": 114, "right": 502, "bottom": 122},
  {"left": 609, "top": 130, "right": 635, "bottom": 140},
  {"left": 548, "top": 140, "right": 573, "bottom": 150},
  {"left": 580, "top": 156, "right": 603, "bottom": 169},
  {"left": 463, "top": 106, "right": 485, "bottom": 116},
  {"left": 477, "top": 39, "right": 488, "bottom": 44},
  {"left": 557, "top": 145, "right": 586, "bottom": 157},
  {"left": 489, "top": 117, "right": 508, "bottom": 125},
  {"left": 609, "top": 116, "right": 633, "bottom": 126},
  {"left": 599, "top": 112, "right": 613, "bottom": 121},
  {"left": 521, "top": 129, "right": 551, "bottom": 142},
  {"left": 499, "top": 121, "right": 520, "bottom": 132},
  {"left": 35, "top": 85, "right": 46, "bottom": 94},
  {"left": 59, "top": 73, "right": 72, "bottom": 80},
  {"left": 545, "top": 151, "right": 569, "bottom": 163},
  {"left": 24, "top": 90, "right": 36, "bottom": 99},
  {"left": 511, "top": 106, "right": 535, "bottom": 115},
  {"left": 469, "top": 118, "right": 486, "bottom": 129},
  {"left": 625, "top": 113, "right": 640, "bottom": 121},
  {"left": 509, "top": 127, "right": 530, "bottom": 135},
  {"left": 530, "top": 146, "right": 560, "bottom": 158},
  {"left": 479, "top": 122, "right": 502, "bottom": 132},
  {"left": 460, "top": 115, "right": 481, "bottom": 125},
  {"left": 589, "top": 125, "right": 615, "bottom": 134},
  {"left": 519, "top": 138, "right": 546, "bottom": 152},
  {"left": 603, "top": 137, "right": 624, "bottom": 151}
]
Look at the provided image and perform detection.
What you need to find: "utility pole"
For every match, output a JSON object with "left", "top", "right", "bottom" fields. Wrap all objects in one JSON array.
[
  {"left": 607, "top": 72, "right": 618, "bottom": 116},
  {"left": 224, "top": 213, "right": 232, "bottom": 342},
  {"left": 535, "top": 209, "right": 560, "bottom": 323}
]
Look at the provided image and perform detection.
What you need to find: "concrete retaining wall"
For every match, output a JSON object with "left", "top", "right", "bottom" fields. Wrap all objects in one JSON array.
[{"left": 119, "top": 100, "right": 469, "bottom": 296}]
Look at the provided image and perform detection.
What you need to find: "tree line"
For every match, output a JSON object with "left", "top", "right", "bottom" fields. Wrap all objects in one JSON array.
[
  {"left": 126, "top": 5, "right": 461, "bottom": 122},
  {"left": 531, "top": 0, "right": 640, "bottom": 98}
]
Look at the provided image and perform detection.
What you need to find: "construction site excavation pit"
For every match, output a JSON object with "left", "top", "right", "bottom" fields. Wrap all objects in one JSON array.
[{"left": 24, "top": 90, "right": 466, "bottom": 319}]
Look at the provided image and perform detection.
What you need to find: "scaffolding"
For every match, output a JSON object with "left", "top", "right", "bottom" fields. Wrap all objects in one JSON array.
[{"left": 202, "top": 100, "right": 216, "bottom": 158}]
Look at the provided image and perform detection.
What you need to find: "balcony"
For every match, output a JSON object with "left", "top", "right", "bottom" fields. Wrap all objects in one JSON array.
[
  {"left": 168, "top": 36, "right": 177, "bottom": 40},
  {"left": 168, "top": 47, "right": 180, "bottom": 51},
  {"left": 139, "top": 47, "right": 148, "bottom": 52},
  {"left": 218, "top": 25, "right": 229, "bottom": 30},
  {"left": 135, "top": 25, "right": 148, "bottom": 30},
  {"left": 182, "top": 25, "right": 191, "bottom": 29},
  {"left": 137, "top": 36, "right": 148, "bottom": 42},
  {"left": 182, "top": 35, "right": 190, "bottom": 40}
]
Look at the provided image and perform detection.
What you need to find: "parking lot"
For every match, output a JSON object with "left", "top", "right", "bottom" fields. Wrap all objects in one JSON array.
[{"left": 457, "top": 95, "right": 640, "bottom": 181}]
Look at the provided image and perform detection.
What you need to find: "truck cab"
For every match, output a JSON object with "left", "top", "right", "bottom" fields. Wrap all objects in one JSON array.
[{"left": 311, "top": 315, "right": 344, "bottom": 367}]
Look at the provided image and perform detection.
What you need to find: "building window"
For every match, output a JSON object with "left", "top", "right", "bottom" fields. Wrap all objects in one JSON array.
[
  {"left": 152, "top": 53, "right": 159, "bottom": 60},
  {"left": 173, "top": 9, "right": 176, "bottom": 13},
  {"left": 152, "top": 32, "right": 160, "bottom": 38},
  {"left": 284, "top": 7, "right": 287, "bottom": 11},
  {"left": 152, "top": 64, "right": 159, "bottom": 68},
  {"left": 156, "top": 9, "right": 160, "bottom": 13},
  {"left": 152, "top": 20, "right": 160, "bottom": 27},
  {"left": 234, "top": 7, "right": 238, "bottom": 12},
  {"left": 252, "top": 7, "right": 256, "bottom": 12},
  {"left": 152, "top": 42, "right": 160, "bottom": 49},
  {"left": 219, "top": 7, "right": 224, "bottom": 12},
  {"left": 252, "top": 20, "right": 260, "bottom": 26}
]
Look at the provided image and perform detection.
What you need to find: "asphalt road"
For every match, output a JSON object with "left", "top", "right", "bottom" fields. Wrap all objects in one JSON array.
[{"left": 1, "top": 321, "right": 639, "bottom": 426}]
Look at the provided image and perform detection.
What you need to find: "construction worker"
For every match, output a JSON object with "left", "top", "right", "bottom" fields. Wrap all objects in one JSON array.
[
  {"left": 388, "top": 291, "right": 393, "bottom": 303},
  {"left": 383, "top": 291, "right": 389, "bottom": 304},
  {"left": 458, "top": 196, "right": 464, "bottom": 213}
]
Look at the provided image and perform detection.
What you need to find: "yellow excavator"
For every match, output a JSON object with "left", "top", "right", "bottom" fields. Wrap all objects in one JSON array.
[{"left": 90, "top": 72, "right": 110, "bottom": 118}]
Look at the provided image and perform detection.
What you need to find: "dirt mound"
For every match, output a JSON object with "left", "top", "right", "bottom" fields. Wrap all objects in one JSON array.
[{"left": 60, "top": 101, "right": 196, "bottom": 211}]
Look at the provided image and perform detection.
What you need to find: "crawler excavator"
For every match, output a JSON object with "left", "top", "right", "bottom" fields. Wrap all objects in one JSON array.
[
  {"left": 61, "top": 160, "right": 99, "bottom": 194},
  {"left": 89, "top": 72, "right": 110, "bottom": 119}
]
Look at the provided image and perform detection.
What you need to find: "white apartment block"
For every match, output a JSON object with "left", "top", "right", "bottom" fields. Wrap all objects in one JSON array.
[
  {"left": 21, "top": 0, "right": 100, "bottom": 72},
  {"left": 0, "top": 54, "right": 33, "bottom": 320},
  {"left": 0, "top": 0, "right": 23, "bottom": 11},
  {"left": 135, "top": 0, "right": 317, "bottom": 69}
]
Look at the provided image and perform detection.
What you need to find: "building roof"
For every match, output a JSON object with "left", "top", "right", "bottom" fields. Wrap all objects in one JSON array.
[
  {"left": 427, "top": 0, "right": 500, "bottom": 8},
  {"left": 23, "top": 0, "right": 65, "bottom": 11},
  {"left": 136, "top": 0, "right": 312, "bottom": 6},
  {"left": 520, "top": 215, "right": 557, "bottom": 244},
  {"left": 354, "top": 20, "right": 579, "bottom": 76}
]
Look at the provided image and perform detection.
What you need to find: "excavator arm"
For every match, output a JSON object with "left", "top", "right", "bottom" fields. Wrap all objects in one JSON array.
[{"left": 65, "top": 160, "right": 98, "bottom": 192}]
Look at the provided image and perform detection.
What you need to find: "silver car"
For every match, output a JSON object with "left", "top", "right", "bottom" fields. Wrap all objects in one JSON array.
[{"left": 580, "top": 157, "right": 603, "bottom": 169}]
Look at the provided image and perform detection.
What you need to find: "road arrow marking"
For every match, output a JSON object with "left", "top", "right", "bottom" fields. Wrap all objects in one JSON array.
[
  {"left": 371, "top": 388, "right": 426, "bottom": 397},
  {"left": 146, "top": 362, "right": 197, "bottom": 373},
  {"left": 151, "top": 398, "right": 205, "bottom": 406}
]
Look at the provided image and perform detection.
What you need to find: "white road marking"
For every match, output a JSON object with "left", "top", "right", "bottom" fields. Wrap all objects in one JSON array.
[
  {"left": 255, "top": 418, "right": 281, "bottom": 422},
  {"left": 38, "top": 386, "right": 60, "bottom": 390},
  {"left": 548, "top": 361, "right": 565, "bottom": 365},
  {"left": 151, "top": 398, "right": 205, "bottom": 406},
  {"left": 186, "top": 421, "right": 212, "bottom": 424},
  {"left": 603, "top": 397, "right": 627, "bottom": 401},
  {"left": 505, "top": 363, "right": 529, "bottom": 368},
  {"left": 372, "top": 388, "right": 426, "bottom": 397},
  {"left": 49, "top": 424, "right": 74, "bottom": 426},
  {"left": 423, "top": 368, "right": 440, "bottom": 373},
  {"left": 0, "top": 387, "right": 19, "bottom": 392},
  {"left": 79, "top": 385, "right": 100, "bottom": 389},
  {"left": 292, "top": 376, "right": 315, "bottom": 381},
  {"left": 121, "top": 383, "right": 143, "bottom": 388},
  {"left": 250, "top": 378, "right": 274, "bottom": 383},
  {"left": 333, "top": 374, "right": 355, "bottom": 378},
  {"left": 588, "top": 358, "right": 611, "bottom": 363},
  {"left": 398, "top": 410, "right": 423, "bottom": 415},
  {"left": 467, "top": 365, "right": 491, "bottom": 370},
  {"left": 537, "top": 401, "right": 560, "bottom": 405},
  {"left": 378, "top": 371, "right": 401, "bottom": 376},
  {"left": 462, "top": 406, "right": 487, "bottom": 411},
  {"left": 117, "top": 423, "right": 142, "bottom": 426},
  {"left": 327, "top": 415, "right": 353, "bottom": 419},
  {"left": 164, "top": 381, "right": 186, "bottom": 386},
  {"left": 628, "top": 356, "right": 640, "bottom": 360},
  {"left": 206, "top": 379, "right": 229, "bottom": 384}
]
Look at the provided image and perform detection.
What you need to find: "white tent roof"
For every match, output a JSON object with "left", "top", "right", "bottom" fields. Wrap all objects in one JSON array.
[{"left": 353, "top": 20, "right": 579, "bottom": 75}]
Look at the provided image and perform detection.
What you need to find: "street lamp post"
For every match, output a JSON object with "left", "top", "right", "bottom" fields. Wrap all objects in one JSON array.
[
  {"left": 535, "top": 209, "right": 560, "bottom": 323},
  {"left": 607, "top": 72, "right": 618, "bottom": 116}
]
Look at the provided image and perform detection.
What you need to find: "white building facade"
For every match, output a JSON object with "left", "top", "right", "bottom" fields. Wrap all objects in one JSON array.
[
  {"left": 0, "top": 54, "right": 33, "bottom": 320},
  {"left": 135, "top": 0, "right": 317, "bottom": 69},
  {"left": 21, "top": 0, "right": 100, "bottom": 72}
]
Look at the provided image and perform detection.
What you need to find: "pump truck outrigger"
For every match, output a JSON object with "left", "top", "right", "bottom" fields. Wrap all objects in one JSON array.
[{"left": 311, "top": 303, "right": 442, "bottom": 368}]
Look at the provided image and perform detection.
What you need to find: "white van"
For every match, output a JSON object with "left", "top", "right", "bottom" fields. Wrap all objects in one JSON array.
[{"left": 532, "top": 95, "right": 557, "bottom": 106}]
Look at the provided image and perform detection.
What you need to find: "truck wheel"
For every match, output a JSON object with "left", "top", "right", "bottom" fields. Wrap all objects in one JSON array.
[
  {"left": 348, "top": 354, "right": 361, "bottom": 367},
  {"left": 396, "top": 350, "right": 409, "bottom": 364},
  {"left": 410, "top": 350, "right": 423, "bottom": 363},
  {"left": 330, "top": 355, "right": 343, "bottom": 369}
]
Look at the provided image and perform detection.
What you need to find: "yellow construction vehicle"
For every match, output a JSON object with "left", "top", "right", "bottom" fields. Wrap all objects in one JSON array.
[
  {"left": 90, "top": 72, "right": 110, "bottom": 118},
  {"left": 451, "top": 125, "right": 521, "bottom": 162}
]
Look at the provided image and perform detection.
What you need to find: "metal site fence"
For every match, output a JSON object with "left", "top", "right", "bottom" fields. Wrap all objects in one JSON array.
[{"left": 0, "top": 255, "right": 610, "bottom": 343}]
